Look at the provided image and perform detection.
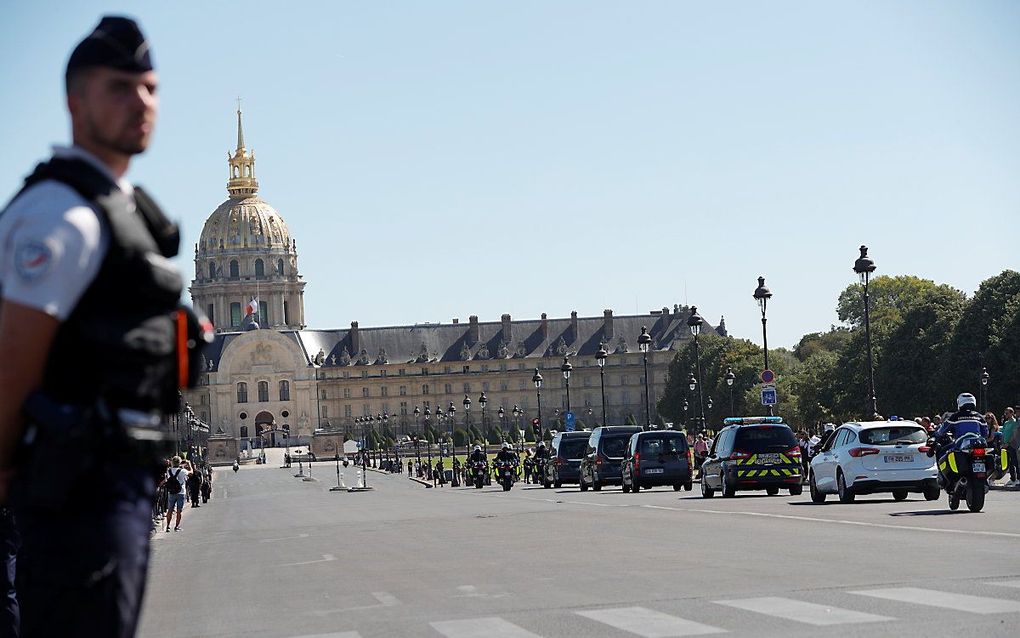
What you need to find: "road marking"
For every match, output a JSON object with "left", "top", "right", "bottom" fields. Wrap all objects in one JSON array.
[
  {"left": 371, "top": 591, "right": 400, "bottom": 607},
  {"left": 454, "top": 585, "right": 482, "bottom": 597},
  {"left": 715, "top": 597, "right": 892, "bottom": 626},
  {"left": 431, "top": 617, "right": 544, "bottom": 638},
  {"left": 287, "top": 633, "right": 361, "bottom": 638},
  {"left": 261, "top": 533, "right": 310, "bottom": 543},
  {"left": 281, "top": 553, "right": 336, "bottom": 567},
  {"left": 992, "top": 579, "right": 1020, "bottom": 589},
  {"left": 640, "top": 504, "right": 1020, "bottom": 539},
  {"left": 850, "top": 588, "right": 1020, "bottom": 614},
  {"left": 577, "top": 606, "right": 726, "bottom": 636}
]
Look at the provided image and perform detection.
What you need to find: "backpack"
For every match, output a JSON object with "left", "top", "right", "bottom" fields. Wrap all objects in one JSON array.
[{"left": 166, "top": 469, "right": 183, "bottom": 494}]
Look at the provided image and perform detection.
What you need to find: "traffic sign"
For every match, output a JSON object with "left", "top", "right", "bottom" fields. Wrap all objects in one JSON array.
[
  {"left": 564, "top": 411, "right": 576, "bottom": 432},
  {"left": 761, "top": 369, "right": 775, "bottom": 384},
  {"left": 761, "top": 385, "right": 777, "bottom": 406}
]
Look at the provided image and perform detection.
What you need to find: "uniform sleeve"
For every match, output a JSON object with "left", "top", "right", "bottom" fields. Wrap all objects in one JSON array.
[{"left": 0, "top": 183, "right": 107, "bottom": 321}]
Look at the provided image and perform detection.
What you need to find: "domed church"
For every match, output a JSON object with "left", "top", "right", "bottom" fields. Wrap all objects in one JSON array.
[{"left": 184, "top": 108, "right": 720, "bottom": 464}]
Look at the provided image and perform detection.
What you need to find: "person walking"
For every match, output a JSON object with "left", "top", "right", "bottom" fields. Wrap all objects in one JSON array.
[
  {"left": 1002, "top": 407, "right": 1018, "bottom": 487},
  {"left": 165, "top": 457, "right": 188, "bottom": 531},
  {"left": 0, "top": 16, "right": 209, "bottom": 637},
  {"left": 187, "top": 464, "right": 202, "bottom": 508}
]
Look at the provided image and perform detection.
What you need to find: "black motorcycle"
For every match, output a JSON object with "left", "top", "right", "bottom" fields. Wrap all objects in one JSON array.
[
  {"left": 472, "top": 460, "right": 487, "bottom": 489},
  {"left": 495, "top": 459, "right": 516, "bottom": 492},
  {"left": 928, "top": 433, "right": 991, "bottom": 512}
]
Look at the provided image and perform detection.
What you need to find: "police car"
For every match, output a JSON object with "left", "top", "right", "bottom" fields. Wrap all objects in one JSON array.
[{"left": 700, "top": 417, "right": 804, "bottom": 498}]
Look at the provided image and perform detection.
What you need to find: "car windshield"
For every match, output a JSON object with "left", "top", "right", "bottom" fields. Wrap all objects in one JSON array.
[
  {"left": 558, "top": 439, "right": 588, "bottom": 460},
  {"left": 859, "top": 426, "right": 927, "bottom": 445},
  {"left": 733, "top": 426, "right": 796, "bottom": 452},
  {"left": 601, "top": 436, "right": 630, "bottom": 458},
  {"left": 640, "top": 436, "right": 687, "bottom": 456}
]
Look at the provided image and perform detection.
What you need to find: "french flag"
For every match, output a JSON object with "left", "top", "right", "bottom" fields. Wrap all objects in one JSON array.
[{"left": 245, "top": 297, "right": 259, "bottom": 315}]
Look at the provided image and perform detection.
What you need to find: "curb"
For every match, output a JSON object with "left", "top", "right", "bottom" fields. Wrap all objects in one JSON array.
[
  {"left": 408, "top": 477, "right": 433, "bottom": 488},
  {"left": 989, "top": 483, "right": 1019, "bottom": 491}
]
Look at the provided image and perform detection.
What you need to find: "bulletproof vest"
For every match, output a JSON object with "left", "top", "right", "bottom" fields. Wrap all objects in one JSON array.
[{"left": 6, "top": 157, "right": 184, "bottom": 413}]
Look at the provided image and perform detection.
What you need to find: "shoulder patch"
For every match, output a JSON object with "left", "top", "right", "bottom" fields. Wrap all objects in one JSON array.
[{"left": 14, "top": 240, "right": 53, "bottom": 281}]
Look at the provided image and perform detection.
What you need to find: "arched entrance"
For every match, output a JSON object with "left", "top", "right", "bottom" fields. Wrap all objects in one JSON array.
[{"left": 255, "top": 411, "right": 275, "bottom": 447}]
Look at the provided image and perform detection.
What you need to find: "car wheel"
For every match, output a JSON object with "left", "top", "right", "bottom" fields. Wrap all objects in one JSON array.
[
  {"left": 766, "top": 486, "right": 779, "bottom": 496},
  {"left": 789, "top": 484, "right": 803, "bottom": 496},
  {"left": 542, "top": 479, "right": 552, "bottom": 489},
  {"left": 673, "top": 483, "right": 682, "bottom": 491},
  {"left": 593, "top": 477, "right": 603, "bottom": 492},
  {"left": 632, "top": 479, "right": 639, "bottom": 493},
  {"left": 684, "top": 481, "right": 693, "bottom": 491},
  {"left": 892, "top": 489, "right": 908, "bottom": 502},
  {"left": 722, "top": 472, "right": 736, "bottom": 498},
  {"left": 701, "top": 474, "right": 715, "bottom": 498},
  {"left": 810, "top": 472, "right": 826, "bottom": 503},
  {"left": 554, "top": 480, "right": 562, "bottom": 489},
  {"left": 923, "top": 485, "right": 939, "bottom": 501},
  {"left": 837, "top": 471, "right": 855, "bottom": 504}
]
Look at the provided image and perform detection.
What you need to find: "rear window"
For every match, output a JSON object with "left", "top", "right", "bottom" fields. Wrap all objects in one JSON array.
[
  {"left": 733, "top": 426, "right": 797, "bottom": 452},
  {"left": 600, "top": 435, "right": 630, "bottom": 458},
  {"left": 558, "top": 438, "right": 588, "bottom": 460},
  {"left": 859, "top": 426, "right": 926, "bottom": 445},
  {"left": 639, "top": 436, "right": 689, "bottom": 456}
]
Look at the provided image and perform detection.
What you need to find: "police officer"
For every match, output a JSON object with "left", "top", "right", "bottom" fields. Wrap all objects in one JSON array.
[{"left": 0, "top": 16, "right": 205, "bottom": 637}]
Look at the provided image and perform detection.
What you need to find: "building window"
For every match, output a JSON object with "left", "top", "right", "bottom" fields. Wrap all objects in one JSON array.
[
  {"left": 257, "top": 381, "right": 269, "bottom": 402},
  {"left": 422, "top": 384, "right": 430, "bottom": 395},
  {"left": 400, "top": 402, "right": 408, "bottom": 416},
  {"left": 421, "top": 368, "right": 429, "bottom": 376},
  {"left": 444, "top": 366, "right": 452, "bottom": 374},
  {"left": 255, "top": 259, "right": 265, "bottom": 279},
  {"left": 482, "top": 382, "right": 490, "bottom": 392},
  {"left": 462, "top": 365, "right": 470, "bottom": 374},
  {"left": 239, "top": 425, "right": 249, "bottom": 438},
  {"left": 481, "top": 364, "right": 489, "bottom": 373},
  {"left": 229, "top": 260, "right": 239, "bottom": 279},
  {"left": 361, "top": 371, "right": 368, "bottom": 378},
  {"left": 398, "top": 369, "right": 406, "bottom": 376},
  {"left": 208, "top": 261, "right": 216, "bottom": 280},
  {"left": 381, "top": 370, "right": 388, "bottom": 378},
  {"left": 277, "top": 259, "right": 284, "bottom": 275},
  {"left": 381, "top": 386, "right": 389, "bottom": 397},
  {"left": 259, "top": 301, "right": 268, "bottom": 325},
  {"left": 344, "top": 405, "right": 352, "bottom": 418},
  {"left": 207, "top": 304, "right": 214, "bottom": 327},
  {"left": 283, "top": 301, "right": 290, "bottom": 325},
  {"left": 399, "top": 386, "right": 407, "bottom": 396},
  {"left": 500, "top": 382, "right": 508, "bottom": 392},
  {"left": 444, "top": 383, "right": 452, "bottom": 394},
  {"left": 320, "top": 390, "right": 327, "bottom": 400},
  {"left": 230, "top": 303, "right": 242, "bottom": 328},
  {"left": 463, "top": 383, "right": 471, "bottom": 394},
  {"left": 362, "top": 405, "right": 371, "bottom": 416},
  {"left": 500, "top": 363, "right": 507, "bottom": 372},
  {"left": 343, "top": 388, "right": 351, "bottom": 399},
  {"left": 322, "top": 405, "right": 328, "bottom": 419},
  {"left": 279, "top": 380, "right": 290, "bottom": 401},
  {"left": 236, "top": 382, "right": 248, "bottom": 403},
  {"left": 362, "top": 388, "right": 369, "bottom": 397}
]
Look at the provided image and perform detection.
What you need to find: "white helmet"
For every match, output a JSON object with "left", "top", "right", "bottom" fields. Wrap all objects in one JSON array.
[
  {"left": 501, "top": 442, "right": 510, "bottom": 450},
  {"left": 538, "top": 441, "right": 546, "bottom": 448},
  {"left": 473, "top": 445, "right": 481, "bottom": 452},
  {"left": 824, "top": 423, "right": 835, "bottom": 432},
  {"left": 956, "top": 393, "right": 977, "bottom": 410}
]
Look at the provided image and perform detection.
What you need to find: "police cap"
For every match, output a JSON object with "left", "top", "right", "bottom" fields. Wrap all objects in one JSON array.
[{"left": 66, "top": 16, "right": 154, "bottom": 81}]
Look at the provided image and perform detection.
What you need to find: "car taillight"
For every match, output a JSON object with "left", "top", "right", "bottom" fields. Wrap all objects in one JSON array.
[
  {"left": 731, "top": 451, "right": 751, "bottom": 460},
  {"left": 556, "top": 457, "right": 565, "bottom": 467},
  {"left": 918, "top": 445, "right": 931, "bottom": 454},
  {"left": 848, "top": 447, "right": 881, "bottom": 457},
  {"left": 972, "top": 448, "right": 986, "bottom": 457},
  {"left": 595, "top": 456, "right": 604, "bottom": 466},
  {"left": 787, "top": 446, "right": 801, "bottom": 458},
  {"left": 634, "top": 452, "right": 640, "bottom": 471}
]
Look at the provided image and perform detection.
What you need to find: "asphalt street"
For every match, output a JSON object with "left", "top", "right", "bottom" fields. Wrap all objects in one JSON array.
[{"left": 139, "top": 456, "right": 1020, "bottom": 638}]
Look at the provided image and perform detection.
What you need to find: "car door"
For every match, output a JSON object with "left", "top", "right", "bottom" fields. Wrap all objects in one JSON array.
[
  {"left": 704, "top": 429, "right": 729, "bottom": 488},
  {"left": 581, "top": 432, "right": 599, "bottom": 485},
  {"left": 622, "top": 435, "right": 638, "bottom": 485},
  {"left": 813, "top": 429, "right": 847, "bottom": 492}
]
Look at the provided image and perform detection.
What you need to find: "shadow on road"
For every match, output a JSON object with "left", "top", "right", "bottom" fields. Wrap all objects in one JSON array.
[{"left": 889, "top": 509, "right": 967, "bottom": 517}]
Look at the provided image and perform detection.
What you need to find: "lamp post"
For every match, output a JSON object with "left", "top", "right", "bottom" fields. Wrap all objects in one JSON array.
[
  {"left": 853, "top": 245, "right": 879, "bottom": 420},
  {"left": 980, "top": 367, "right": 990, "bottom": 413},
  {"left": 682, "top": 398, "right": 689, "bottom": 429},
  {"left": 596, "top": 345, "right": 608, "bottom": 426},
  {"left": 753, "top": 276, "right": 774, "bottom": 416},
  {"left": 512, "top": 405, "right": 521, "bottom": 450},
  {"left": 423, "top": 407, "right": 432, "bottom": 469},
  {"left": 498, "top": 406, "right": 506, "bottom": 443},
  {"left": 725, "top": 366, "right": 736, "bottom": 416},
  {"left": 533, "top": 368, "right": 544, "bottom": 442},
  {"left": 687, "top": 371, "right": 698, "bottom": 434},
  {"left": 706, "top": 396, "right": 714, "bottom": 433},
  {"left": 560, "top": 356, "right": 573, "bottom": 416},
  {"left": 687, "top": 308, "right": 706, "bottom": 434},
  {"left": 638, "top": 326, "right": 652, "bottom": 428},
  {"left": 463, "top": 394, "right": 473, "bottom": 454},
  {"left": 447, "top": 401, "right": 457, "bottom": 473},
  {"left": 479, "top": 392, "right": 488, "bottom": 447}
]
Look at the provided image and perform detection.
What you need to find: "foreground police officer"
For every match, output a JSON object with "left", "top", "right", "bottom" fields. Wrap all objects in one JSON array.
[{"left": 0, "top": 16, "right": 208, "bottom": 637}]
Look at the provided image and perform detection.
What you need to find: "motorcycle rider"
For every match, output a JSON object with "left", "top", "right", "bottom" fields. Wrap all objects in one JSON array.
[
  {"left": 495, "top": 442, "right": 518, "bottom": 468},
  {"left": 533, "top": 441, "right": 551, "bottom": 483},
  {"left": 933, "top": 393, "right": 988, "bottom": 485}
]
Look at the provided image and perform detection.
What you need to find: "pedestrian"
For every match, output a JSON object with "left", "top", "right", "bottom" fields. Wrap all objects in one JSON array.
[
  {"left": 694, "top": 434, "right": 709, "bottom": 474},
  {"left": 1001, "top": 407, "right": 1018, "bottom": 487},
  {"left": 165, "top": 457, "right": 188, "bottom": 531},
  {"left": 0, "top": 16, "right": 209, "bottom": 636},
  {"left": 200, "top": 468, "right": 212, "bottom": 503},
  {"left": 187, "top": 464, "right": 202, "bottom": 508}
]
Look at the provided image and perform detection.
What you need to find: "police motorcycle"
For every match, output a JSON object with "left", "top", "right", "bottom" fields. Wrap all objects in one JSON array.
[
  {"left": 495, "top": 458, "right": 517, "bottom": 491},
  {"left": 927, "top": 432, "right": 989, "bottom": 512}
]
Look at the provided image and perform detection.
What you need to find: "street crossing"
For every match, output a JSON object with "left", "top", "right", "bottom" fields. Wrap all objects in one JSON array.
[{"left": 285, "top": 584, "right": 1020, "bottom": 637}]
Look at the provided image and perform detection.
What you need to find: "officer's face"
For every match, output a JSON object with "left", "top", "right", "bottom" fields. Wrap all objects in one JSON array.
[{"left": 70, "top": 67, "right": 158, "bottom": 156}]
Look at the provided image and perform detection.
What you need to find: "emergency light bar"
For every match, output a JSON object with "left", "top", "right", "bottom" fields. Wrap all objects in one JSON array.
[{"left": 722, "top": 416, "right": 785, "bottom": 425}]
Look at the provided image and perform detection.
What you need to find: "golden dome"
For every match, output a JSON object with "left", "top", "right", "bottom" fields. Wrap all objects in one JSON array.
[{"left": 199, "top": 195, "right": 291, "bottom": 253}]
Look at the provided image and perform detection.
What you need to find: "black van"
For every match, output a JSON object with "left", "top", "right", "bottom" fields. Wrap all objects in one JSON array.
[
  {"left": 700, "top": 417, "right": 803, "bottom": 498},
  {"left": 621, "top": 430, "right": 693, "bottom": 492},
  {"left": 578, "top": 426, "right": 643, "bottom": 491},
  {"left": 542, "top": 431, "right": 590, "bottom": 488}
]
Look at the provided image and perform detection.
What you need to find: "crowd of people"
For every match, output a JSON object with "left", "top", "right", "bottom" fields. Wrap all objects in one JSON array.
[{"left": 151, "top": 451, "right": 214, "bottom": 533}]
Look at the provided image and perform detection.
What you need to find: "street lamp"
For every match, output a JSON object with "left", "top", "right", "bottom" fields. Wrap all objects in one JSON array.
[
  {"left": 638, "top": 326, "right": 652, "bottom": 428},
  {"left": 687, "top": 308, "right": 706, "bottom": 434},
  {"left": 560, "top": 356, "right": 573, "bottom": 415},
  {"left": 423, "top": 407, "right": 432, "bottom": 468},
  {"left": 498, "top": 406, "right": 506, "bottom": 442},
  {"left": 853, "top": 245, "right": 879, "bottom": 420},
  {"left": 533, "top": 368, "right": 544, "bottom": 442},
  {"left": 596, "top": 345, "right": 608, "bottom": 426},
  {"left": 682, "top": 398, "right": 689, "bottom": 429},
  {"left": 447, "top": 401, "right": 457, "bottom": 472},
  {"left": 706, "top": 396, "right": 713, "bottom": 431},
  {"left": 725, "top": 366, "right": 736, "bottom": 416},
  {"left": 463, "top": 394, "right": 473, "bottom": 453},
  {"left": 980, "top": 367, "right": 990, "bottom": 413},
  {"left": 753, "top": 276, "right": 774, "bottom": 416},
  {"left": 479, "top": 392, "right": 488, "bottom": 447}
]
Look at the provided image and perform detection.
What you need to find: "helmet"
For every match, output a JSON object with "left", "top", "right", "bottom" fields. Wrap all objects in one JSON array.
[
  {"left": 956, "top": 393, "right": 977, "bottom": 410},
  {"left": 501, "top": 442, "right": 510, "bottom": 450},
  {"left": 538, "top": 441, "right": 546, "bottom": 448},
  {"left": 824, "top": 423, "right": 835, "bottom": 432},
  {"left": 473, "top": 445, "right": 481, "bottom": 452}
]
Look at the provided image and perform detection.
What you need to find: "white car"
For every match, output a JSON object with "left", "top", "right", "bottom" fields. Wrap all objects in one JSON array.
[{"left": 808, "top": 420, "right": 939, "bottom": 503}]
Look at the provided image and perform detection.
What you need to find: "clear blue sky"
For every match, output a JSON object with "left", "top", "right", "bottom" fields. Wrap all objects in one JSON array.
[{"left": 3, "top": 1, "right": 1018, "bottom": 348}]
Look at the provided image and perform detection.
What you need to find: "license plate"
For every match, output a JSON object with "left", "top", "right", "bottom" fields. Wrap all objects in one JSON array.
[
  {"left": 884, "top": 455, "right": 914, "bottom": 463},
  {"left": 756, "top": 454, "right": 780, "bottom": 465},
  {"left": 973, "top": 461, "right": 985, "bottom": 473},
  {"left": 645, "top": 468, "right": 664, "bottom": 474}
]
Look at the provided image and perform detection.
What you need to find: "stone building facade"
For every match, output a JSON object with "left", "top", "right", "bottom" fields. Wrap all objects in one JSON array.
[{"left": 183, "top": 111, "right": 726, "bottom": 455}]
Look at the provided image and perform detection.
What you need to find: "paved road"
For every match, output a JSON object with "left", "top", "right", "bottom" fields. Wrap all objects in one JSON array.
[{"left": 139, "top": 459, "right": 1020, "bottom": 638}]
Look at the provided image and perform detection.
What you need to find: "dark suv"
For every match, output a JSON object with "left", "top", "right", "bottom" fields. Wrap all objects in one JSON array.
[
  {"left": 579, "top": 426, "right": 643, "bottom": 491},
  {"left": 700, "top": 417, "right": 804, "bottom": 498},
  {"left": 542, "top": 431, "right": 590, "bottom": 488},
  {"left": 621, "top": 430, "right": 693, "bottom": 493}
]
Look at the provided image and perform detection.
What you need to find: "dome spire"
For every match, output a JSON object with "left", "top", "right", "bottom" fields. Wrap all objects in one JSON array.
[
  {"left": 227, "top": 101, "right": 258, "bottom": 197},
  {"left": 236, "top": 97, "right": 245, "bottom": 151}
]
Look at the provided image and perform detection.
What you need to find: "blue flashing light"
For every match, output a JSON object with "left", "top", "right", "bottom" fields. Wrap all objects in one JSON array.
[
  {"left": 723, "top": 416, "right": 784, "bottom": 426},
  {"left": 889, "top": 415, "right": 899, "bottom": 421}
]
